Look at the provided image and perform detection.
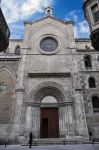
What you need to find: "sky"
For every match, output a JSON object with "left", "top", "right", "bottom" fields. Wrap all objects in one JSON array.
[{"left": 1, "top": 0, "right": 90, "bottom": 39}]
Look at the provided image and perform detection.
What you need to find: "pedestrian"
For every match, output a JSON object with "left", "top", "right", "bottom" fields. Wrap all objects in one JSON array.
[
  {"left": 89, "top": 131, "right": 95, "bottom": 144},
  {"left": 29, "top": 132, "right": 33, "bottom": 148},
  {"left": 5, "top": 137, "right": 7, "bottom": 148},
  {"left": 91, "top": 135, "right": 95, "bottom": 144}
]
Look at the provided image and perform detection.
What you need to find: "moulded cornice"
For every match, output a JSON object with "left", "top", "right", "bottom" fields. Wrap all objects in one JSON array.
[
  {"left": 0, "top": 55, "right": 21, "bottom": 61},
  {"left": 28, "top": 72, "right": 71, "bottom": 78},
  {"left": 25, "top": 101, "right": 72, "bottom": 107},
  {"left": 75, "top": 38, "right": 91, "bottom": 42}
]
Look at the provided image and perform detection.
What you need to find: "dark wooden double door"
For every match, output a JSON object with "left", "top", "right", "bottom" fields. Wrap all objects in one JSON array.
[{"left": 40, "top": 108, "right": 59, "bottom": 138}]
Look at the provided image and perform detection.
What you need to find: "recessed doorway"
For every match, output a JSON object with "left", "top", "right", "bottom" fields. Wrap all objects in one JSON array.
[
  {"left": 40, "top": 107, "right": 59, "bottom": 138},
  {"left": 41, "top": 118, "right": 48, "bottom": 138}
]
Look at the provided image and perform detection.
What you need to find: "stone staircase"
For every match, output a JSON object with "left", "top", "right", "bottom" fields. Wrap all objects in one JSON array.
[{"left": 22, "top": 138, "right": 92, "bottom": 146}]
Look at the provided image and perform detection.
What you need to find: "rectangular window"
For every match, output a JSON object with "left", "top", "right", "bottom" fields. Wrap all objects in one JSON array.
[{"left": 91, "top": 3, "right": 99, "bottom": 23}]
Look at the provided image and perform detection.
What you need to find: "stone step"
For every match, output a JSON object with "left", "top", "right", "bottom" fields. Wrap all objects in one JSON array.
[{"left": 22, "top": 138, "right": 92, "bottom": 146}]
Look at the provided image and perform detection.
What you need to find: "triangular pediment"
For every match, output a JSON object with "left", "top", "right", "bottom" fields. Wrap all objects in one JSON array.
[{"left": 24, "top": 16, "right": 74, "bottom": 26}]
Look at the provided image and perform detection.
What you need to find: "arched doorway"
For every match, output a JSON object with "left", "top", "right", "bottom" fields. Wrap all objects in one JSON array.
[
  {"left": 40, "top": 96, "right": 59, "bottom": 138},
  {"left": 28, "top": 82, "right": 68, "bottom": 139}
]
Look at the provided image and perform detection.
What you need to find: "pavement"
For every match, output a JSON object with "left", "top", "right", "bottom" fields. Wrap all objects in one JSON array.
[{"left": 0, "top": 144, "right": 99, "bottom": 150}]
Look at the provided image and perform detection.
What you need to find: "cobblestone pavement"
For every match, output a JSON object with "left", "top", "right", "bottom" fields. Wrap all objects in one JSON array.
[{"left": 0, "top": 144, "right": 99, "bottom": 150}]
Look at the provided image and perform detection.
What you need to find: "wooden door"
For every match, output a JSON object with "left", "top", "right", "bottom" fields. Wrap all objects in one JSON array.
[
  {"left": 42, "top": 118, "right": 48, "bottom": 138},
  {"left": 40, "top": 108, "right": 59, "bottom": 138}
]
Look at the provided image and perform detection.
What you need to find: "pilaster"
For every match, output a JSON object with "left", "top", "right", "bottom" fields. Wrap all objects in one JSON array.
[
  {"left": 59, "top": 105, "right": 74, "bottom": 138},
  {"left": 72, "top": 49, "right": 89, "bottom": 140},
  {"left": 32, "top": 107, "right": 40, "bottom": 138},
  {"left": 26, "top": 106, "right": 32, "bottom": 132},
  {"left": 12, "top": 48, "right": 27, "bottom": 139}
]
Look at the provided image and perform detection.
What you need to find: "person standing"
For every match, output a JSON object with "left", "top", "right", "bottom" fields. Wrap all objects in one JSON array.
[{"left": 29, "top": 132, "right": 33, "bottom": 148}]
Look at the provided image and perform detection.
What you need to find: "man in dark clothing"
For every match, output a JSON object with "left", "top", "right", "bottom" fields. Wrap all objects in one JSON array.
[
  {"left": 29, "top": 132, "right": 33, "bottom": 148},
  {"left": 89, "top": 131, "right": 95, "bottom": 144}
]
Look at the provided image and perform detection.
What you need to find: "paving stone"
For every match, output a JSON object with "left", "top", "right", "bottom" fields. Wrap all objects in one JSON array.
[{"left": 0, "top": 144, "right": 99, "bottom": 150}]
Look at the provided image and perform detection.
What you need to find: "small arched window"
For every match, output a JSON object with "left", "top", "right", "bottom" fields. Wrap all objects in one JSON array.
[
  {"left": 92, "top": 96, "right": 99, "bottom": 113},
  {"left": 15, "top": 45, "right": 21, "bottom": 55},
  {"left": 84, "top": 55, "right": 92, "bottom": 68},
  {"left": 89, "top": 77, "right": 96, "bottom": 88},
  {"left": 47, "top": 9, "right": 51, "bottom": 15}
]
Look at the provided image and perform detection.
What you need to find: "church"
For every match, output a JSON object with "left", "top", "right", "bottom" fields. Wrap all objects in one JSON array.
[{"left": 0, "top": 7, "right": 99, "bottom": 144}]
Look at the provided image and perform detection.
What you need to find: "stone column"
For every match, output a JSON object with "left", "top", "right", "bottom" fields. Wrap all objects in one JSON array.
[
  {"left": 59, "top": 105, "right": 74, "bottom": 138},
  {"left": 66, "top": 105, "right": 74, "bottom": 138},
  {"left": 72, "top": 50, "right": 89, "bottom": 140},
  {"left": 32, "top": 107, "right": 40, "bottom": 138},
  {"left": 74, "top": 91, "right": 89, "bottom": 139},
  {"left": 26, "top": 106, "right": 32, "bottom": 132},
  {"left": 59, "top": 106, "right": 66, "bottom": 138},
  {"left": 12, "top": 24, "right": 32, "bottom": 141},
  {"left": 13, "top": 48, "right": 27, "bottom": 138}
]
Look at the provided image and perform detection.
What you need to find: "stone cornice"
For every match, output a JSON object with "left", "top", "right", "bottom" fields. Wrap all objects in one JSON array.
[
  {"left": 76, "top": 49, "right": 95, "bottom": 52},
  {"left": 9, "top": 39, "right": 23, "bottom": 42},
  {"left": 0, "top": 55, "right": 21, "bottom": 61},
  {"left": 75, "top": 38, "right": 91, "bottom": 42},
  {"left": 15, "top": 88, "right": 25, "bottom": 92},
  {"left": 28, "top": 73, "right": 71, "bottom": 78},
  {"left": 25, "top": 101, "right": 72, "bottom": 107},
  {"left": 80, "top": 71, "right": 99, "bottom": 73}
]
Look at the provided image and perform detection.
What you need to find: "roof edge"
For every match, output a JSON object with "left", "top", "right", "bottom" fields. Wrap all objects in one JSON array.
[
  {"left": 24, "top": 16, "right": 74, "bottom": 26},
  {"left": 9, "top": 39, "right": 23, "bottom": 42},
  {"left": 75, "top": 38, "right": 91, "bottom": 42}
]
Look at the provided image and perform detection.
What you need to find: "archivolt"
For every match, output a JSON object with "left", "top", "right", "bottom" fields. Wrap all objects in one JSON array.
[{"left": 29, "top": 81, "right": 66, "bottom": 103}]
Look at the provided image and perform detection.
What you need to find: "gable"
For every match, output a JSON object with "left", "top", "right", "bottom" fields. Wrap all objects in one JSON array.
[
  {"left": 24, "top": 15, "right": 75, "bottom": 54},
  {"left": 25, "top": 16, "right": 74, "bottom": 26}
]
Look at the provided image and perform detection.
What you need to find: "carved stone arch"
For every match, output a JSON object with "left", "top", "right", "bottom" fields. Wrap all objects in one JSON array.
[
  {"left": 86, "top": 93, "right": 99, "bottom": 104},
  {"left": 0, "top": 66, "right": 16, "bottom": 84},
  {"left": 88, "top": 94, "right": 99, "bottom": 113},
  {"left": 29, "top": 82, "right": 66, "bottom": 104},
  {"left": 89, "top": 93, "right": 99, "bottom": 101}
]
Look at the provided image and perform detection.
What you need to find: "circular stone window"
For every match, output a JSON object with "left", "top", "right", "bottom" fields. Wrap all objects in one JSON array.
[{"left": 40, "top": 37, "right": 58, "bottom": 52}]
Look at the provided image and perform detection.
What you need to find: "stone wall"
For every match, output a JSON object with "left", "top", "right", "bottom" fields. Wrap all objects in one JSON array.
[{"left": 0, "top": 15, "right": 99, "bottom": 143}]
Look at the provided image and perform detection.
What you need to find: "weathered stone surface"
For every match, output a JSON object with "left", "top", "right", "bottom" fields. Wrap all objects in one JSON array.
[{"left": 0, "top": 10, "right": 99, "bottom": 144}]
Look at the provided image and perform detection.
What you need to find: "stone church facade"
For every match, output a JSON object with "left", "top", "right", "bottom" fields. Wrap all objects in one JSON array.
[{"left": 0, "top": 8, "right": 99, "bottom": 143}]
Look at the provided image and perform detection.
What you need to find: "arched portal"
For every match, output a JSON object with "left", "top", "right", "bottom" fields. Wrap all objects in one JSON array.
[{"left": 26, "top": 82, "right": 73, "bottom": 139}]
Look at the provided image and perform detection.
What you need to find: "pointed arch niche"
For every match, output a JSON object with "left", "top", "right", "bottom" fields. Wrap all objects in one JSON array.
[{"left": 0, "top": 67, "right": 15, "bottom": 124}]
